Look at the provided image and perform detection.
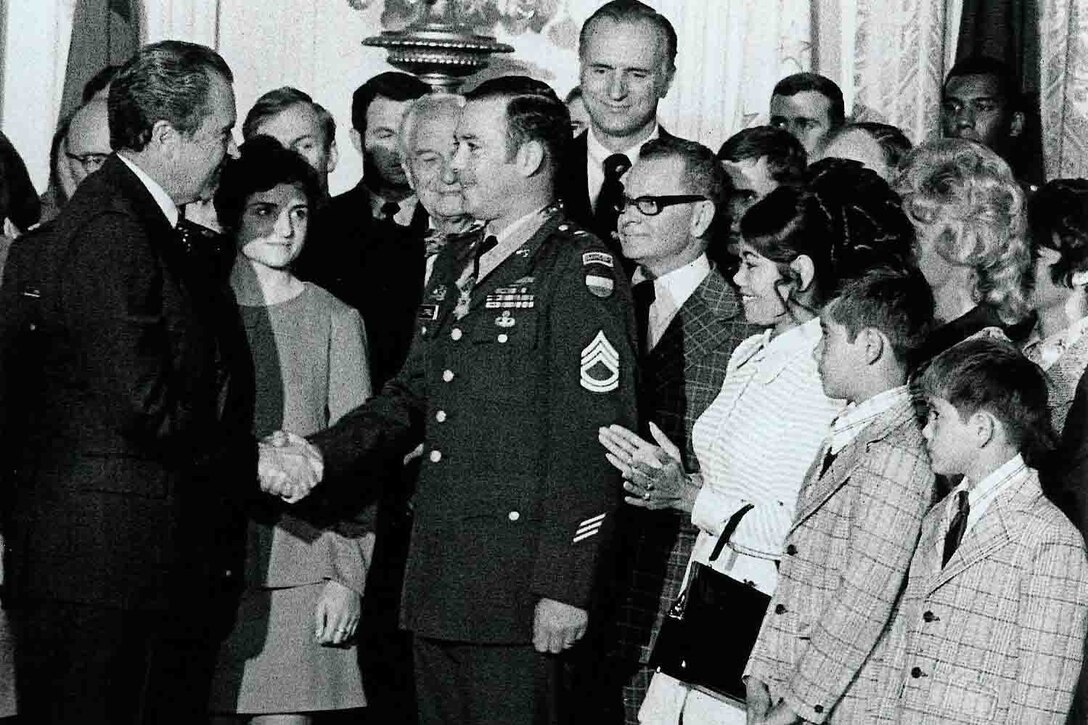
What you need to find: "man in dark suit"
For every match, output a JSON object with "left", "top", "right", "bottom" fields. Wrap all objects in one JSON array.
[
  {"left": 295, "top": 71, "right": 431, "bottom": 389},
  {"left": 607, "top": 137, "right": 761, "bottom": 723},
  {"left": 0, "top": 41, "right": 311, "bottom": 725},
  {"left": 262, "top": 76, "right": 639, "bottom": 725},
  {"left": 564, "top": 0, "right": 681, "bottom": 258}
]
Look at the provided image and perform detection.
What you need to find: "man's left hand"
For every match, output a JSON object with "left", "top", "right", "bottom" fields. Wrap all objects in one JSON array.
[
  {"left": 532, "top": 598, "right": 587, "bottom": 654},
  {"left": 754, "top": 701, "right": 804, "bottom": 725}
]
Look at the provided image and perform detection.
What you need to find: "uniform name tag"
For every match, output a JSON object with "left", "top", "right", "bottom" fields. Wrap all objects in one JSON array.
[{"left": 418, "top": 303, "right": 440, "bottom": 321}]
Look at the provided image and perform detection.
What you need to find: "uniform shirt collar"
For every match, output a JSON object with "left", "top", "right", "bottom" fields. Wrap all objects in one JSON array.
[
  {"left": 477, "top": 205, "right": 550, "bottom": 282},
  {"left": 827, "top": 385, "right": 911, "bottom": 455},
  {"left": 116, "top": 152, "right": 179, "bottom": 228}
]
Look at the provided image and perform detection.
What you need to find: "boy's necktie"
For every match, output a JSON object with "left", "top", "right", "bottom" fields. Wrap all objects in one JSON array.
[{"left": 942, "top": 490, "right": 970, "bottom": 566}]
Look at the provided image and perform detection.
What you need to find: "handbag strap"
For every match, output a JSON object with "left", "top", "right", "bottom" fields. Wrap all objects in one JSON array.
[{"left": 708, "top": 503, "right": 754, "bottom": 562}]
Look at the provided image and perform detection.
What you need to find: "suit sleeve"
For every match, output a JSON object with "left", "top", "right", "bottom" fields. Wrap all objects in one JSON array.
[
  {"left": 529, "top": 245, "right": 638, "bottom": 608},
  {"left": 781, "top": 443, "right": 933, "bottom": 722},
  {"left": 1009, "top": 535, "right": 1088, "bottom": 723},
  {"left": 64, "top": 212, "right": 254, "bottom": 475}
]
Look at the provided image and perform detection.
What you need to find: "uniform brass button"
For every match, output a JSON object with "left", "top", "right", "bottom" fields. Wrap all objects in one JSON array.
[
  {"left": 429, "top": 450, "right": 442, "bottom": 463},
  {"left": 558, "top": 224, "right": 569, "bottom": 231},
  {"left": 774, "top": 604, "right": 786, "bottom": 614},
  {"left": 923, "top": 610, "right": 938, "bottom": 622},
  {"left": 508, "top": 511, "right": 520, "bottom": 521},
  {"left": 224, "top": 569, "right": 233, "bottom": 578},
  {"left": 451, "top": 328, "right": 463, "bottom": 340},
  {"left": 421, "top": 326, "right": 428, "bottom": 335},
  {"left": 442, "top": 370, "right": 454, "bottom": 382},
  {"left": 497, "top": 333, "right": 508, "bottom": 343},
  {"left": 786, "top": 544, "right": 797, "bottom": 555},
  {"left": 435, "top": 410, "right": 447, "bottom": 422},
  {"left": 910, "top": 666, "right": 923, "bottom": 678}
]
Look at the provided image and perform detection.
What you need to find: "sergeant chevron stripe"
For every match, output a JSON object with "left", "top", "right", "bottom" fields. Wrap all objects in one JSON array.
[
  {"left": 573, "top": 513, "right": 607, "bottom": 543},
  {"left": 580, "top": 331, "right": 620, "bottom": 393}
]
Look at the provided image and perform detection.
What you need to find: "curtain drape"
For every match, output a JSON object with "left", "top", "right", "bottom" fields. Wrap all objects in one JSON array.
[
  {"left": 0, "top": 0, "right": 78, "bottom": 190},
  {"left": 1040, "top": 0, "right": 1088, "bottom": 179},
  {"left": 141, "top": 0, "right": 220, "bottom": 46}
]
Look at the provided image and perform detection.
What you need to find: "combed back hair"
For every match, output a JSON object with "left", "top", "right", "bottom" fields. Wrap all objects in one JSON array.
[
  {"left": 641, "top": 137, "right": 727, "bottom": 240},
  {"left": 242, "top": 86, "right": 336, "bottom": 152},
  {"left": 919, "top": 336, "right": 1056, "bottom": 467},
  {"left": 108, "top": 40, "right": 233, "bottom": 152},
  {"left": 827, "top": 122, "right": 913, "bottom": 172},
  {"left": 579, "top": 0, "right": 677, "bottom": 73},
  {"left": 350, "top": 71, "right": 429, "bottom": 133},
  {"left": 1028, "top": 178, "right": 1088, "bottom": 288},
  {"left": 740, "top": 186, "right": 837, "bottom": 313},
  {"left": 398, "top": 93, "right": 465, "bottom": 159},
  {"left": 826, "top": 266, "right": 935, "bottom": 365},
  {"left": 213, "top": 135, "right": 323, "bottom": 234},
  {"left": 465, "top": 76, "right": 569, "bottom": 174},
  {"left": 895, "top": 138, "right": 1031, "bottom": 325},
  {"left": 805, "top": 158, "right": 916, "bottom": 280},
  {"left": 716, "top": 126, "right": 807, "bottom": 188},
  {"left": 82, "top": 64, "right": 121, "bottom": 102},
  {"left": 944, "top": 55, "right": 1021, "bottom": 108},
  {"left": 772, "top": 72, "right": 846, "bottom": 129}
]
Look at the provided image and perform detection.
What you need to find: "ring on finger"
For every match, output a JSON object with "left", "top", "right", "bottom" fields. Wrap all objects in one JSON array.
[{"left": 642, "top": 491, "right": 651, "bottom": 501}]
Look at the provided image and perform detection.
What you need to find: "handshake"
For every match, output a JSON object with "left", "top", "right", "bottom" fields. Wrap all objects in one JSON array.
[{"left": 258, "top": 431, "right": 325, "bottom": 503}]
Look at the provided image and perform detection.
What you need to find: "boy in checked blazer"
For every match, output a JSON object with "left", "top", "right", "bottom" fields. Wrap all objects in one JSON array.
[
  {"left": 744, "top": 268, "right": 938, "bottom": 724},
  {"left": 870, "top": 337, "right": 1088, "bottom": 724}
]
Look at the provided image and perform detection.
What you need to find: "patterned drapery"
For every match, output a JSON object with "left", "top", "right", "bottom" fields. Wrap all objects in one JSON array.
[{"left": 1040, "top": 0, "right": 1088, "bottom": 179}]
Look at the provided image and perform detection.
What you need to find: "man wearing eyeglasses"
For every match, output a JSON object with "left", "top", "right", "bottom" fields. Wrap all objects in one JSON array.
[
  {"left": 605, "top": 136, "right": 761, "bottom": 723},
  {"left": 64, "top": 98, "right": 112, "bottom": 191}
]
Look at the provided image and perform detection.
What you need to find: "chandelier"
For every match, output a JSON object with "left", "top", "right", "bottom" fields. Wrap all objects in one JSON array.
[{"left": 360, "top": 0, "right": 514, "bottom": 93}]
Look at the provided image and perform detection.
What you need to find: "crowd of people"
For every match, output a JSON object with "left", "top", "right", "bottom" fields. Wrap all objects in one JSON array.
[{"left": 1, "top": 1, "right": 1087, "bottom": 724}]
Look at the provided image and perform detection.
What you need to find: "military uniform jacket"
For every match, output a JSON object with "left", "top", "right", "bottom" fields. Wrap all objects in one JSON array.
[
  {"left": 869, "top": 467, "right": 1088, "bottom": 724},
  {"left": 310, "top": 210, "right": 638, "bottom": 643},
  {"left": 744, "top": 399, "right": 935, "bottom": 724}
]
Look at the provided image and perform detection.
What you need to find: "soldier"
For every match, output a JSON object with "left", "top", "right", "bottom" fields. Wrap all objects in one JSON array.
[{"left": 261, "top": 75, "right": 639, "bottom": 724}]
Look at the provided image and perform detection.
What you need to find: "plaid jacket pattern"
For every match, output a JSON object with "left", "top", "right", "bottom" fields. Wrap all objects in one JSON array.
[
  {"left": 612, "top": 268, "right": 759, "bottom": 665},
  {"left": 743, "top": 399, "right": 935, "bottom": 724},
  {"left": 869, "top": 468, "right": 1088, "bottom": 724}
]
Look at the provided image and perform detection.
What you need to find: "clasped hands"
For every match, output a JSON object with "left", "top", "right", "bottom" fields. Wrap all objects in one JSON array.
[
  {"left": 597, "top": 421, "right": 700, "bottom": 513},
  {"left": 257, "top": 430, "right": 324, "bottom": 503}
]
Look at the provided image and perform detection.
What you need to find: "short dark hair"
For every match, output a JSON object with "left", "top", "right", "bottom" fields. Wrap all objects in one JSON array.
[
  {"left": 580, "top": 0, "right": 677, "bottom": 72},
  {"left": 243, "top": 86, "right": 336, "bottom": 152},
  {"left": 1028, "top": 178, "right": 1088, "bottom": 289},
  {"left": 828, "top": 121, "right": 913, "bottom": 171},
  {"left": 464, "top": 76, "right": 569, "bottom": 175},
  {"left": 826, "top": 266, "right": 934, "bottom": 365},
  {"left": 82, "top": 64, "right": 121, "bottom": 102},
  {"left": 716, "top": 126, "right": 807, "bottom": 187},
  {"left": 943, "top": 55, "right": 1021, "bottom": 107},
  {"left": 641, "top": 137, "right": 727, "bottom": 241},
  {"left": 109, "top": 41, "right": 233, "bottom": 152},
  {"left": 213, "top": 135, "right": 323, "bottom": 234},
  {"left": 350, "top": 71, "right": 429, "bottom": 133},
  {"left": 772, "top": 72, "right": 846, "bottom": 129},
  {"left": 919, "top": 336, "right": 1056, "bottom": 466}
]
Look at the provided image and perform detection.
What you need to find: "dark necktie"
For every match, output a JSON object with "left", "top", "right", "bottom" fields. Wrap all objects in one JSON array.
[
  {"left": 454, "top": 234, "right": 498, "bottom": 320},
  {"left": 380, "top": 201, "right": 400, "bottom": 223},
  {"left": 942, "top": 490, "right": 970, "bottom": 567},
  {"left": 594, "top": 153, "right": 631, "bottom": 243},
  {"left": 818, "top": 447, "right": 837, "bottom": 479},
  {"left": 633, "top": 279, "right": 656, "bottom": 353}
]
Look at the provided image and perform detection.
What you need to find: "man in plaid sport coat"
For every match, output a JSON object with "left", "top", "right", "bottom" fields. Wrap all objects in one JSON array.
[
  {"left": 744, "top": 394, "right": 935, "bottom": 723},
  {"left": 596, "top": 137, "right": 761, "bottom": 723}
]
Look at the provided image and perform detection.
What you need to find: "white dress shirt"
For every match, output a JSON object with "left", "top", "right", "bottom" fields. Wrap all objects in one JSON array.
[
  {"left": 586, "top": 123, "right": 660, "bottom": 212},
  {"left": 632, "top": 254, "right": 711, "bottom": 350},
  {"left": 116, "top": 153, "right": 179, "bottom": 227},
  {"left": 940, "top": 454, "right": 1030, "bottom": 550}
]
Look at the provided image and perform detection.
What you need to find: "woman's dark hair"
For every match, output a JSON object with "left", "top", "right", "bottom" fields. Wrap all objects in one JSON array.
[
  {"left": 1028, "top": 178, "right": 1088, "bottom": 288},
  {"left": 741, "top": 161, "right": 915, "bottom": 316},
  {"left": 829, "top": 121, "right": 913, "bottom": 172},
  {"left": 213, "top": 135, "right": 323, "bottom": 234}
]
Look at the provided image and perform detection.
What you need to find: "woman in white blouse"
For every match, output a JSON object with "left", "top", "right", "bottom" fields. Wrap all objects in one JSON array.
[{"left": 601, "top": 167, "right": 914, "bottom": 724}]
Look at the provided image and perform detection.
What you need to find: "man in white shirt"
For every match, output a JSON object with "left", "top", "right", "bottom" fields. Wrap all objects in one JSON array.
[
  {"left": 606, "top": 136, "right": 760, "bottom": 723},
  {"left": 564, "top": 0, "right": 681, "bottom": 257}
]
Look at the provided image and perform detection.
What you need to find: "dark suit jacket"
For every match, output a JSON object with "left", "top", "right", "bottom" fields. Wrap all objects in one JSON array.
[
  {"left": 0, "top": 156, "right": 256, "bottom": 614},
  {"left": 310, "top": 211, "right": 639, "bottom": 643},
  {"left": 297, "top": 180, "right": 430, "bottom": 389},
  {"left": 611, "top": 266, "right": 760, "bottom": 663},
  {"left": 560, "top": 126, "right": 681, "bottom": 256}
]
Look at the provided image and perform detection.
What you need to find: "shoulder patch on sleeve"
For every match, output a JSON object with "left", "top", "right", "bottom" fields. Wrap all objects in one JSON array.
[
  {"left": 583, "top": 251, "right": 614, "bottom": 268},
  {"left": 580, "top": 331, "right": 620, "bottom": 393},
  {"left": 585, "top": 273, "right": 614, "bottom": 298}
]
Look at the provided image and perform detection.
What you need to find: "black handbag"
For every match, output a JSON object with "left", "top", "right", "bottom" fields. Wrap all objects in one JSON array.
[{"left": 647, "top": 503, "right": 771, "bottom": 703}]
